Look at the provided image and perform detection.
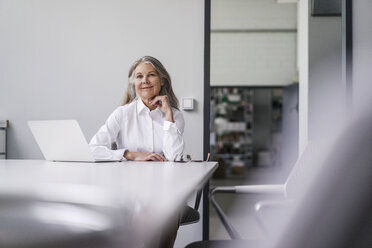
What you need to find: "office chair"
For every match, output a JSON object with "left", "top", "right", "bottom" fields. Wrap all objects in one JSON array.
[
  {"left": 187, "top": 114, "right": 372, "bottom": 248},
  {"left": 180, "top": 154, "right": 211, "bottom": 226},
  {"left": 186, "top": 141, "right": 324, "bottom": 247},
  {"left": 180, "top": 189, "right": 202, "bottom": 225},
  {"left": 274, "top": 114, "right": 372, "bottom": 248}
]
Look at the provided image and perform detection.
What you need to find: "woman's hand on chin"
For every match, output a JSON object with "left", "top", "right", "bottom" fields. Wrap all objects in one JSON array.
[
  {"left": 124, "top": 151, "right": 167, "bottom": 161},
  {"left": 149, "top": 95, "right": 174, "bottom": 122}
]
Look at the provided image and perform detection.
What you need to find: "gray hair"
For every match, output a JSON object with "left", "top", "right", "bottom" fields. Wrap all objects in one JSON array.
[{"left": 122, "top": 56, "right": 179, "bottom": 109}]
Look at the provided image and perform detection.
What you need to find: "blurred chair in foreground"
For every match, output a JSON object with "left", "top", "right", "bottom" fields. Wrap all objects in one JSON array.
[
  {"left": 186, "top": 142, "right": 319, "bottom": 247},
  {"left": 180, "top": 189, "right": 202, "bottom": 226},
  {"left": 186, "top": 114, "right": 372, "bottom": 248},
  {"left": 275, "top": 114, "right": 372, "bottom": 248},
  {"left": 180, "top": 154, "right": 211, "bottom": 226}
]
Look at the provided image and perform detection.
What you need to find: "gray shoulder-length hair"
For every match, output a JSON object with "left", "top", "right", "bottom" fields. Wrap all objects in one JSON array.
[{"left": 122, "top": 56, "right": 179, "bottom": 110}]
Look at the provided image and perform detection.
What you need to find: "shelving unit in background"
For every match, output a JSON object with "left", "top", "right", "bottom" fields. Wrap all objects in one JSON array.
[
  {"left": 210, "top": 87, "right": 254, "bottom": 178},
  {"left": 0, "top": 120, "right": 8, "bottom": 159},
  {"left": 210, "top": 87, "right": 283, "bottom": 179}
]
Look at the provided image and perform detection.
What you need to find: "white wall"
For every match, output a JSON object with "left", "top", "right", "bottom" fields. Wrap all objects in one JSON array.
[
  {"left": 211, "top": 0, "right": 297, "bottom": 86},
  {"left": 307, "top": 0, "right": 343, "bottom": 141},
  {"left": 352, "top": 0, "right": 372, "bottom": 115},
  {"left": 297, "top": 0, "right": 309, "bottom": 154},
  {"left": 212, "top": 0, "right": 297, "bottom": 29},
  {"left": 0, "top": 0, "right": 204, "bottom": 246},
  {"left": 297, "top": 0, "right": 344, "bottom": 153}
]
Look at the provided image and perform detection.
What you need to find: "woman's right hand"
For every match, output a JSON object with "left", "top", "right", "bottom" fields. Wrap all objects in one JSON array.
[{"left": 124, "top": 151, "right": 167, "bottom": 161}]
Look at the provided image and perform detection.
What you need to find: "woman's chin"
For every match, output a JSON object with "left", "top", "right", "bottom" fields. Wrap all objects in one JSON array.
[
  {"left": 139, "top": 96, "right": 155, "bottom": 103},
  {"left": 140, "top": 93, "right": 156, "bottom": 100}
]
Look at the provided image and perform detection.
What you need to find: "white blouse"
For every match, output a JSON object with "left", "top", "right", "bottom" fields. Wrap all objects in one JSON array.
[{"left": 89, "top": 98, "right": 185, "bottom": 161}]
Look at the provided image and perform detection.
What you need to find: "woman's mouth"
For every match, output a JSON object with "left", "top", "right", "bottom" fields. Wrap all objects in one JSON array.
[{"left": 141, "top": 86, "right": 153, "bottom": 90}]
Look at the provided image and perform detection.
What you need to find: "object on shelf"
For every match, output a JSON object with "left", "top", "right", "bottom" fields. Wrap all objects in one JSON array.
[
  {"left": 216, "top": 121, "right": 246, "bottom": 135},
  {"left": 227, "top": 94, "right": 241, "bottom": 104},
  {"left": 231, "top": 156, "right": 245, "bottom": 175}
]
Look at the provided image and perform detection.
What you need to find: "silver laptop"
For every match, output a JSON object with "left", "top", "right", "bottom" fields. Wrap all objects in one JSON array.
[{"left": 28, "top": 120, "right": 121, "bottom": 163}]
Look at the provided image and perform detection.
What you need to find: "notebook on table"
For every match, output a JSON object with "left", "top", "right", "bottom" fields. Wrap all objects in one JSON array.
[{"left": 28, "top": 120, "right": 121, "bottom": 163}]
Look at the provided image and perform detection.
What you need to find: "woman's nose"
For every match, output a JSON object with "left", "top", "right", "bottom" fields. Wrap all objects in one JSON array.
[{"left": 141, "top": 76, "right": 149, "bottom": 83}]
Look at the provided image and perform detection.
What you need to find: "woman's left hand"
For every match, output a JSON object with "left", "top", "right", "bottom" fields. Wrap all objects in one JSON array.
[{"left": 150, "top": 95, "right": 174, "bottom": 122}]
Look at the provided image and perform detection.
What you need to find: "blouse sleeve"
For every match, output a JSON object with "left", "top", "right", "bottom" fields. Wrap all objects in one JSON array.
[
  {"left": 162, "top": 109, "right": 185, "bottom": 161},
  {"left": 89, "top": 108, "right": 127, "bottom": 160}
]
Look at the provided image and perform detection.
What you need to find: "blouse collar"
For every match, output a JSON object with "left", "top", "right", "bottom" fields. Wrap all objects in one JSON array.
[{"left": 136, "top": 97, "right": 163, "bottom": 116}]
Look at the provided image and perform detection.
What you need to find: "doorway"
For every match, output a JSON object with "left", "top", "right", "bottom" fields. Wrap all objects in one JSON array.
[{"left": 207, "top": 0, "right": 299, "bottom": 240}]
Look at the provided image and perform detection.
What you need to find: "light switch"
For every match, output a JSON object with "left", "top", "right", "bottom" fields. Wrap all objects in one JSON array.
[{"left": 182, "top": 98, "right": 194, "bottom": 110}]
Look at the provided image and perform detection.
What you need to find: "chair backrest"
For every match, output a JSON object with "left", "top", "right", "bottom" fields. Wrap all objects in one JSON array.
[
  {"left": 274, "top": 115, "right": 372, "bottom": 248},
  {"left": 284, "top": 141, "right": 328, "bottom": 199}
]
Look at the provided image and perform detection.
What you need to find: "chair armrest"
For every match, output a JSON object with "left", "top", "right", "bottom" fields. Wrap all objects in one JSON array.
[
  {"left": 255, "top": 199, "right": 294, "bottom": 212},
  {"left": 235, "top": 185, "right": 286, "bottom": 195},
  {"left": 208, "top": 184, "right": 286, "bottom": 240},
  {"left": 210, "top": 184, "right": 286, "bottom": 196},
  {"left": 254, "top": 199, "right": 295, "bottom": 235}
]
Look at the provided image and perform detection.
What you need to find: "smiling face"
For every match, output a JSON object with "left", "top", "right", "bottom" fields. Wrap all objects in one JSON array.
[{"left": 133, "top": 62, "right": 163, "bottom": 104}]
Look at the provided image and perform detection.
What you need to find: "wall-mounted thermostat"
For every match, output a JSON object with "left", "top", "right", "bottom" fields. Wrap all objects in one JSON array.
[{"left": 181, "top": 98, "right": 194, "bottom": 110}]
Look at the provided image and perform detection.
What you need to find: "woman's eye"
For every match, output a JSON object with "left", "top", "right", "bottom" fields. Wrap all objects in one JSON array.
[{"left": 136, "top": 75, "right": 143, "bottom": 78}]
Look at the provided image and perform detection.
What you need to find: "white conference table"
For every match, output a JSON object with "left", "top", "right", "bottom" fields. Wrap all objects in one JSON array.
[{"left": 0, "top": 159, "right": 218, "bottom": 247}]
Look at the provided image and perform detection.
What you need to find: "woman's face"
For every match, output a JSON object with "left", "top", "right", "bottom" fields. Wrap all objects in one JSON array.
[{"left": 133, "top": 62, "right": 163, "bottom": 102}]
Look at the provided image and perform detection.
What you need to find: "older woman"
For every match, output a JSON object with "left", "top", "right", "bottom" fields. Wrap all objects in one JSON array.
[
  {"left": 90, "top": 56, "right": 184, "bottom": 248},
  {"left": 90, "top": 56, "right": 185, "bottom": 161}
]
